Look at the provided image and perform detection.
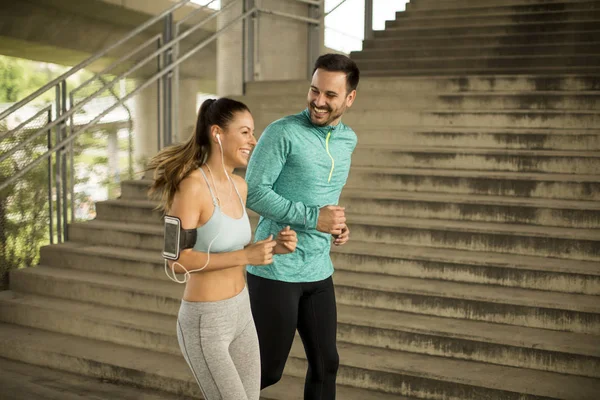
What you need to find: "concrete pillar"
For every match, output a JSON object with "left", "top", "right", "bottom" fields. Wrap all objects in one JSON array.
[
  {"left": 132, "top": 82, "right": 159, "bottom": 170},
  {"left": 217, "top": 0, "right": 245, "bottom": 96},
  {"left": 217, "top": 0, "right": 324, "bottom": 96},
  {"left": 106, "top": 128, "right": 120, "bottom": 198},
  {"left": 132, "top": 76, "right": 199, "bottom": 170},
  {"left": 174, "top": 78, "right": 200, "bottom": 144},
  {"left": 255, "top": 0, "right": 310, "bottom": 81}
]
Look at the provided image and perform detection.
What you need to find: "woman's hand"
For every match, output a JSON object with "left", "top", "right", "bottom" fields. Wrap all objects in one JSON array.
[
  {"left": 274, "top": 226, "right": 298, "bottom": 254},
  {"left": 244, "top": 235, "right": 277, "bottom": 265},
  {"left": 333, "top": 224, "right": 349, "bottom": 246}
]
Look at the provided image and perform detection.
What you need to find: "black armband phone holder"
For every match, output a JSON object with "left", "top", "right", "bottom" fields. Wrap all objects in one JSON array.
[{"left": 163, "top": 216, "right": 198, "bottom": 261}]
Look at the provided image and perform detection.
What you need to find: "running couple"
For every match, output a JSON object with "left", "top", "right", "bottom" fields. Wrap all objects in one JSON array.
[{"left": 149, "top": 53, "right": 360, "bottom": 400}]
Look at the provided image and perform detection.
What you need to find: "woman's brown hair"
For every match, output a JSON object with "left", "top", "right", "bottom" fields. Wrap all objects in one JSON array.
[{"left": 147, "top": 97, "right": 250, "bottom": 211}]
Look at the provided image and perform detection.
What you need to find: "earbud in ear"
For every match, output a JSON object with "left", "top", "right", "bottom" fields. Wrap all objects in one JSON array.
[{"left": 216, "top": 133, "right": 221, "bottom": 144}]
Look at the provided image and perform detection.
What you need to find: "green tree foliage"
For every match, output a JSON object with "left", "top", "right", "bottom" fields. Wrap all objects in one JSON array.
[
  {"left": 0, "top": 56, "right": 135, "bottom": 289},
  {"left": 0, "top": 56, "right": 67, "bottom": 288}
]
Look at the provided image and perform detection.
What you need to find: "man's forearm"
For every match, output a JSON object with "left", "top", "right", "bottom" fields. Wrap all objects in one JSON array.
[{"left": 247, "top": 187, "right": 319, "bottom": 230}]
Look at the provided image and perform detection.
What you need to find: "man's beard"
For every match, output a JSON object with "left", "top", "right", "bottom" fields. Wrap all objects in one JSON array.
[{"left": 309, "top": 102, "right": 345, "bottom": 127}]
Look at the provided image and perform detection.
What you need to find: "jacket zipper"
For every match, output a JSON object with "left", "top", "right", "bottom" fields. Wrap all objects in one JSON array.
[{"left": 325, "top": 130, "right": 335, "bottom": 183}]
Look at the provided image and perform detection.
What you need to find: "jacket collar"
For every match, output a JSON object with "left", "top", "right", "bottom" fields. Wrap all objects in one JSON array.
[{"left": 301, "top": 108, "right": 343, "bottom": 136}]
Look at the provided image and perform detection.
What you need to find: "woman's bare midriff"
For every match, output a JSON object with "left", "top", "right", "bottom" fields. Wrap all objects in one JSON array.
[{"left": 182, "top": 265, "right": 247, "bottom": 302}]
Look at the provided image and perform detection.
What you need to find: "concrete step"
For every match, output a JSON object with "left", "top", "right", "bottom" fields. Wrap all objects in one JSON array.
[
  {"left": 38, "top": 238, "right": 600, "bottom": 295},
  {"left": 354, "top": 55, "right": 600, "bottom": 74},
  {"left": 18, "top": 258, "right": 600, "bottom": 335},
  {"left": 96, "top": 198, "right": 161, "bottom": 223},
  {"left": 332, "top": 240, "right": 600, "bottom": 294},
  {"left": 435, "top": 91, "right": 600, "bottom": 110},
  {"left": 17, "top": 319, "right": 594, "bottom": 400},
  {"left": 285, "top": 337, "right": 600, "bottom": 399},
  {"left": 39, "top": 240, "right": 600, "bottom": 295},
  {"left": 400, "top": 1, "right": 600, "bottom": 18},
  {"left": 121, "top": 178, "right": 152, "bottom": 200},
  {"left": 238, "top": 91, "right": 600, "bottom": 111},
  {"left": 257, "top": 109, "right": 600, "bottom": 130},
  {"left": 359, "top": 65, "right": 600, "bottom": 77},
  {"left": 407, "top": 0, "right": 600, "bottom": 11},
  {"left": 40, "top": 242, "right": 170, "bottom": 280},
  {"left": 340, "top": 188, "right": 600, "bottom": 228},
  {"left": 0, "top": 290, "right": 179, "bottom": 356},
  {"left": 363, "top": 30, "right": 600, "bottom": 50},
  {"left": 375, "top": 20, "right": 600, "bottom": 38},
  {"left": 352, "top": 145, "right": 600, "bottom": 174},
  {"left": 345, "top": 166, "right": 600, "bottom": 201},
  {"left": 1, "top": 289, "right": 597, "bottom": 380},
  {"left": 333, "top": 269, "right": 600, "bottom": 334},
  {"left": 345, "top": 213, "right": 600, "bottom": 261},
  {"left": 9, "top": 265, "right": 182, "bottom": 315},
  {"left": 333, "top": 304, "right": 600, "bottom": 378},
  {"left": 388, "top": 9, "right": 600, "bottom": 29},
  {"left": 353, "top": 126, "right": 600, "bottom": 151},
  {"left": 0, "top": 323, "right": 394, "bottom": 400},
  {"left": 354, "top": 43, "right": 600, "bottom": 62},
  {"left": 0, "top": 357, "right": 195, "bottom": 400},
  {"left": 244, "top": 75, "right": 600, "bottom": 96},
  {"left": 12, "top": 263, "right": 600, "bottom": 334},
  {"left": 68, "top": 219, "right": 163, "bottom": 251},
  {"left": 105, "top": 186, "right": 600, "bottom": 229},
  {"left": 0, "top": 322, "right": 203, "bottom": 398},
  {"left": 234, "top": 93, "right": 434, "bottom": 111},
  {"left": 262, "top": 374, "right": 406, "bottom": 400}
]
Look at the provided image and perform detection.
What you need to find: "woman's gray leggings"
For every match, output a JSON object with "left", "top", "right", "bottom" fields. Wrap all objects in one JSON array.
[{"left": 177, "top": 286, "right": 260, "bottom": 400}]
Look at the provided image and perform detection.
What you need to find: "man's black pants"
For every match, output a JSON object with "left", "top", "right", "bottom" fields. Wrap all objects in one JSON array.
[{"left": 247, "top": 273, "right": 339, "bottom": 400}]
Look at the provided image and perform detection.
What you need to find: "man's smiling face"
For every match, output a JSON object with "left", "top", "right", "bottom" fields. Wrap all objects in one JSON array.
[{"left": 307, "top": 68, "right": 356, "bottom": 127}]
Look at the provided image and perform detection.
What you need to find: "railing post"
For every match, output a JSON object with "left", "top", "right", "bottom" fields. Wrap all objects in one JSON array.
[
  {"left": 163, "top": 13, "right": 174, "bottom": 147},
  {"left": 243, "top": 0, "right": 256, "bottom": 92},
  {"left": 173, "top": 22, "right": 181, "bottom": 143},
  {"left": 157, "top": 37, "right": 163, "bottom": 151},
  {"left": 46, "top": 108, "right": 54, "bottom": 245},
  {"left": 54, "top": 84, "right": 63, "bottom": 243},
  {"left": 364, "top": 0, "right": 374, "bottom": 40},
  {"left": 69, "top": 92, "right": 76, "bottom": 223},
  {"left": 307, "top": 0, "right": 323, "bottom": 79},
  {"left": 60, "top": 80, "right": 69, "bottom": 241}
]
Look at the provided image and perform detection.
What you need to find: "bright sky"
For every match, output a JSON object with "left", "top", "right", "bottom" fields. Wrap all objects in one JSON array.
[{"left": 191, "top": 0, "right": 408, "bottom": 53}]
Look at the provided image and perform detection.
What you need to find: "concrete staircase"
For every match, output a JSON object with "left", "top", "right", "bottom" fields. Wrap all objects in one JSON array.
[
  {"left": 353, "top": 0, "right": 600, "bottom": 76},
  {"left": 1, "top": 0, "right": 600, "bottom": 399}
]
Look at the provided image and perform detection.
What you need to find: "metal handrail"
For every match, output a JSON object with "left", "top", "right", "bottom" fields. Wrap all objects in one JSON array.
[
  {"left": 325, "top": 0, "right": 349, "bottom": 16},
  {"left": 260, "top": 9, "right": 320, "bottom": 25},
  {"left": 0, "top": 0, "right": 194, "bottom": 121},
  {"left": 0, "top": 7, "right": 257, "bottom": 192},
  {"left": 292, "top": 0, "right": 321, "bottom": 6},
  {"left": 71, "top": 34, "right": 162, "bottom": 97},
  {"left": 177, "top": 0, "right": 218, "bottom": 26},
  {"left": 2, "top": 0, "right": 238, "bottom": 163}
]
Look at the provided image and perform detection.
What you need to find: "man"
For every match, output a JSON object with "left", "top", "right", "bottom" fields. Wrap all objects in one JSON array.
[{"left": 245, "top": 53, "right": 359, "bottom": 399}]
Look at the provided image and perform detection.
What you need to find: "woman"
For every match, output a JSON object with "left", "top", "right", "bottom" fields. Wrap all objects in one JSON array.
[{"left": 147, "top": 98, "right": 298, "bottom": 400}]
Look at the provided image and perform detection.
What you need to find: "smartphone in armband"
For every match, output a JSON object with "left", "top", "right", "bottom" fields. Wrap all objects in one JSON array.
[{"left": 163, "top": 216, "right": 181, "bottom": 261}]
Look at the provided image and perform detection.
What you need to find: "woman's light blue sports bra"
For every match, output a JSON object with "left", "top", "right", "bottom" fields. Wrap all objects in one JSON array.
[{"left": 193, "top": 168, "right": 252, "bottom": 253}]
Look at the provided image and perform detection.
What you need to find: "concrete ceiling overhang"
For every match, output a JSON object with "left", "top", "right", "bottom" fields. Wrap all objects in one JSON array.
[{"left": 0, "top": 0, "right": 217, "bottom": 80}]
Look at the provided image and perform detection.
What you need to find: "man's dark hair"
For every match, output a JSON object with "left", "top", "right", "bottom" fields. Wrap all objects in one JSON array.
[{"left": 312, "top": 53, "right": 360, "bottom": 94}]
